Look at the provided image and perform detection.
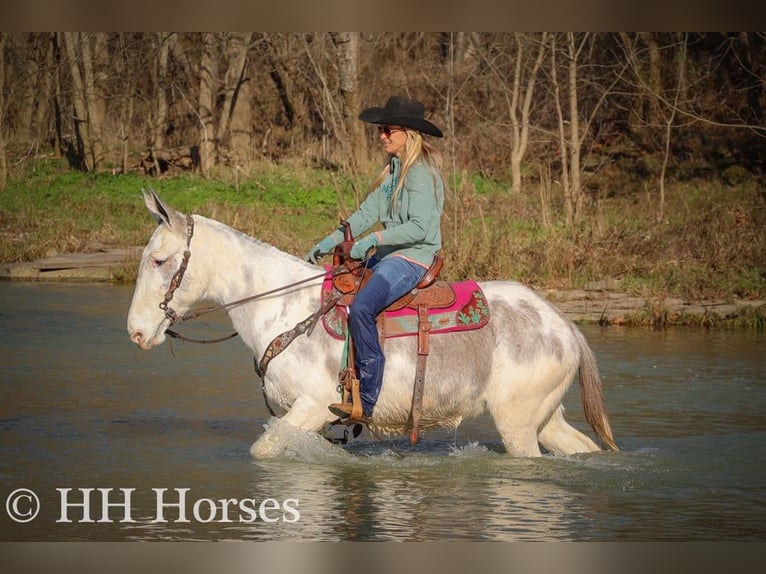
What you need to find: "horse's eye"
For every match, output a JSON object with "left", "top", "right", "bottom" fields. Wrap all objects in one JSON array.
[{"left": 152, "top": 258, "right": 167, "bottom": 268}]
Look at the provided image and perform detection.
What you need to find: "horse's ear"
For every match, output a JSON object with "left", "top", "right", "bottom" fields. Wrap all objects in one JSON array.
[{"left": 142, "top": 187, "right": 180, "bottom": 228}]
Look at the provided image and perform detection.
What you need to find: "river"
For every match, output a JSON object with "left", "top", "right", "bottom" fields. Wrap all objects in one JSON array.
[{"left": 0, "top": 282, "right": 763, "bottom": 541}]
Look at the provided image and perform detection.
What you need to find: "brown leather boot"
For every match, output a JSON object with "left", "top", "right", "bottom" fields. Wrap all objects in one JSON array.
[{"left": 328, "top": 402, "right": 367, "bottom": 422}]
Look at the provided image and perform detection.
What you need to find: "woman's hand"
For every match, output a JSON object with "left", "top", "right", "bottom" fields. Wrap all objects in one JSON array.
[
  {"left": 350, "top": 235, "right": 378, "bottom": 259},
  {"left": 305, "top": 235, "right": 338, "bottom": 264}
]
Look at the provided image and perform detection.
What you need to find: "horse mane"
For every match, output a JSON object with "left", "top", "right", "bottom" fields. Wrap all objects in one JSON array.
[{"left": 195, "top": 213, "right": 309, "bottom": 267}]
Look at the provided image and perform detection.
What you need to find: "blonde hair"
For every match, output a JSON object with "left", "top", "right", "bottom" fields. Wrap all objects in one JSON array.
[{"left": 369, "top": 128, "right": 449, "bottom": 211}]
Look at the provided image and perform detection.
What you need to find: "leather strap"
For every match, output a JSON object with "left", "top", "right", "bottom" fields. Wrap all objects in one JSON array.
[
  {"left": 409, "top": 304, "right": 430, "bottom": 445},
  {"left": 339, "top": 331, "right": 364, "bottom": 421},
  {"left": 350, "top": 377, "right": 363, "bottom": 420},
  {"left": 256, "top": 289, "right": 341, "bottom": 379}
]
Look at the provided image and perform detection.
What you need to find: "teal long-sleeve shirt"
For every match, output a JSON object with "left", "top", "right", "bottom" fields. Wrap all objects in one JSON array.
[{"left": 331, "top": 157, "right": 444, "bottom": 268}]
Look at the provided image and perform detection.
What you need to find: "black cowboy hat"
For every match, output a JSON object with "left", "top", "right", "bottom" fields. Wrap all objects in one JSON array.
[{"left": 359, "top": 95, "right": 443, "bottom": 138}]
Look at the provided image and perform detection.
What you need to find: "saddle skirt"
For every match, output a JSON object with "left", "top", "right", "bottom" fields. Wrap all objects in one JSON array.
[{"left": 321, "top": 270, "right": 490, "bottom": 340}]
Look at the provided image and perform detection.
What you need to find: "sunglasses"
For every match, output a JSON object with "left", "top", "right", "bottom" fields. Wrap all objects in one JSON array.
[{"left": 377, "top": 125, "right": 403, "bottom": 137}]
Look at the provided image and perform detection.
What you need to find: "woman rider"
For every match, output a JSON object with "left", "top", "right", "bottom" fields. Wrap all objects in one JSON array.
[{"left": 306, "top": 95, "right": 447, "bottom": 421}]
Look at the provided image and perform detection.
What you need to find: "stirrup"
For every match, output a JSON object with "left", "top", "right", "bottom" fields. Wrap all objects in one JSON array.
[
  {"left": 328, "top": 400, "right": 366, "bottom": 422},
  {"left": 336, "top": 370, "right": 364, "bottom": 421}
]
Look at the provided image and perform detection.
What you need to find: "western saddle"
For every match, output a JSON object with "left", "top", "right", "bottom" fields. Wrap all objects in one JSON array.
[{"left": 331, "top": 222, "right": 455, "bottom": 445}]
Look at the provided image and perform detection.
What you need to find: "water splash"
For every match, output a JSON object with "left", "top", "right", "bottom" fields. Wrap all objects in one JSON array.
[{"left": 256, "top": 418, "right": 353, "bottom": 464}]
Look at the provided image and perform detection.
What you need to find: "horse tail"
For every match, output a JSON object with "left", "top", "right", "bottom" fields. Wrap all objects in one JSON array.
[{"left": 575, "top": 329, "right": 619, "bottom": 451}]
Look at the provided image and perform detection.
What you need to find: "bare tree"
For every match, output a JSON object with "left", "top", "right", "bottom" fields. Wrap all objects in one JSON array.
[
  {"left": 0, "top": 32, "right": 7, "bottom": 190},
  {"left": 509, "top": 33, "right": 548, "bottom": 195},
  {"left": 198, "top": 32, "right": 215, "bottom": 178},
  {"left": 62, "top": 32, "right": 106, "bottom": 171},
  {"left": 113, "top": 34, "right": 139, "bottom": 175},
  {"left": 549, "top": 35, "right": 571, "bottom": 224},
  {"left": 34, "top": 34, "right": 56, "bottom": 155},
  {"left": 657, "top": 34, "right": 688, "bottom": 222},
  {"left": 566, "top": 32, "right": 584, "bottom": 226},
  {"left": 619, "top": 33, "right": 696, "bottom": 221},
  {"left": 229, "top": 49, "right": 254, "bottom": 167},
  {"left": 619, "top": 32, "right": 663, "bottom": 138},
  {"left": 300, "top": 34, "right": 341, "bottom": 165},
  {"left": 330, "top": 32, "right": 363, "bottom": 174},
  {"left": 549, "top": 33, "right": 582, "bottom": 226},
  {"left": 149, "top": 32, "right": 171, "bottom": 173},
  {"left": 215, "top": 32, "right": 253, "bottom": 163},
  {"left": 61, "top": 32, "right": 91, "bottom": 170},
  {"left": 49, "top": 33, "right": 64, "bottom": 161},
  {"left": 735, "top": 32, "right": 764, "bottom": 125},
  {"left": 261, "top": 33, "right": 297, "bottom": 130},
  {"left": 14, "top": 35, "right": 41, "bottom": 148},
  {"left": 469, "top": 33, "right": 547, "bottom": 195},
  {"left": 550, "top": 33, "right": 629, "bottom": 226},
  {"left": 1, "top": 32, "right": 763, "bottom": 192}
]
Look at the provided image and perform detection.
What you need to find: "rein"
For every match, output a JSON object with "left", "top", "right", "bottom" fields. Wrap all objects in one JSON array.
[{"left": 164, "top": 269, "right": 335, "bottom": 342}]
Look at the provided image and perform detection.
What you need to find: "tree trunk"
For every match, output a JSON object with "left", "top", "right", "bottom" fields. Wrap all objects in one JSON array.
[
  {"left": 198, "top": 32, "right": 216, "bottom": 177},
  {"left": 62, "top": 32, "right": 92, "bottom": 170},
  {"left": 641, "top": 32, "right": 662, "bottom": 128},
  {"left": 0, "top": 33, "right": 7, "bottom": 190},
  {"left": 738, "top": 32, "right": 763, "bottom": 124},
  {"left": 15, "top": 35, "right": 38, "bottom": 144},
  {"left": 148, "top": 33, "right": 171, "bottom": 176},
  {"left": 230, "top": 66, "right": 254, "bottom": 166},
  {"left": 34, "top": 34, "right": 55, "bottom": 152},
  {"left": 509, "top": 34, "right": 524, "bottom": 195},
  {"left": 330, "top": 32, "right": 363, "bottom": 174},
  {"left": 262, "top": 34, "right": 296, "bottom": 129},
  {"left": 215, "top": 32, "right": 252, "bottom": 162},
  {"left": 509, "top": 32, "right": 547, "bottom": 195},
  {"left": 658, "top": 34, "right": 687, "bottom": 223},
  {"left": 117, "top": 33, "right": 137, "bottom": 175},
  {"left": 90, "top": 33, "right": 109, "bottom": 138},
  {"left": 618, "top": 33, "right": 643, "bottom": 134},
  {"left": 50, "top": 33, "right": 63, "bottom": 160},
  {"left": 121, "top": 88, "right": 134, "bottom": 175},
  {"left": 79, "top": 33, "right": 106, "bottom": 170},
  {"left": 61, "top": 32, "right": 105, "bottom": 171},
  {"left": 567, "top": 33, "right": 584, "bottom": 224},
  {"left": 550, "top": 35, "right": 572, "bottom": 227},
  {"left": 152, "top": 33, "right": 171, "bottom": 152}
]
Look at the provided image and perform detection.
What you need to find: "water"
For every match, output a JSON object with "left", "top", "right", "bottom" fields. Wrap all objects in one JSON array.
[{"left": 0, "top": 282, "right": 764, "bottom": 541}]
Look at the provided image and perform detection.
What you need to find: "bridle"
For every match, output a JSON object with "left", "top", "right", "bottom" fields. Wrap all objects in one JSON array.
[
  {"left": 157, "top": 213, "right": 239, "bottom": 345},
  {"left": 159, "top": 214, "right": 194, "bottom": 326},
  {"left": 157, "top": 214, "right": 342, "bottom": 344}
]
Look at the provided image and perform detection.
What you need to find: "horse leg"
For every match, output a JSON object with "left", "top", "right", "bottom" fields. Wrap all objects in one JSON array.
[
  {"left": 490, "top": 420, "right": 542, "bottom": 456},
  {"left": 249, "top": 394, "right": 334, "bottom": 459},
  {"left": 485, "top": 392, "right": 543, "bottom": 457},
  {"left": 484, "top": 361, "right": 574, "bottom": 457},
  {"left": 538, "top": 405, "right": 601, "bottom": 455}
]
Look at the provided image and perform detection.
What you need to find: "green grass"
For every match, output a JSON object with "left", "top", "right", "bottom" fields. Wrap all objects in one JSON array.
[{"left": 1, "top": 157, "right": 765, "bottom": 311}]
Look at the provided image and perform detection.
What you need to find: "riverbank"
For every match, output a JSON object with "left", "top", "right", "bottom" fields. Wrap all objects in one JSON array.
[
  {"left": 2, "top": 247, "right": 763, "bottom": 327},
  {"left": 1, "top": 164, "right": 763, "bottom": 328},
  {"left": 0, "top": 245, "right": 141, "bottom": 282}
]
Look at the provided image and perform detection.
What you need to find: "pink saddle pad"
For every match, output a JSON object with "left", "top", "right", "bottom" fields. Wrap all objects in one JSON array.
[{"left": 321, "top": 271, "right": 490, "bottom": 340}]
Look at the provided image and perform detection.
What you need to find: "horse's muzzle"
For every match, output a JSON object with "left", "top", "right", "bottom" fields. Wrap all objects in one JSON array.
[{"left": 130, "top": 329, "right": 159, "bottom": 350}]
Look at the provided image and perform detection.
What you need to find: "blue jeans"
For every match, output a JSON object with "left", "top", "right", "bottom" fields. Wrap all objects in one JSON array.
[{"left": 348, "top": 256, "right": 426, "bottom": 416}]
